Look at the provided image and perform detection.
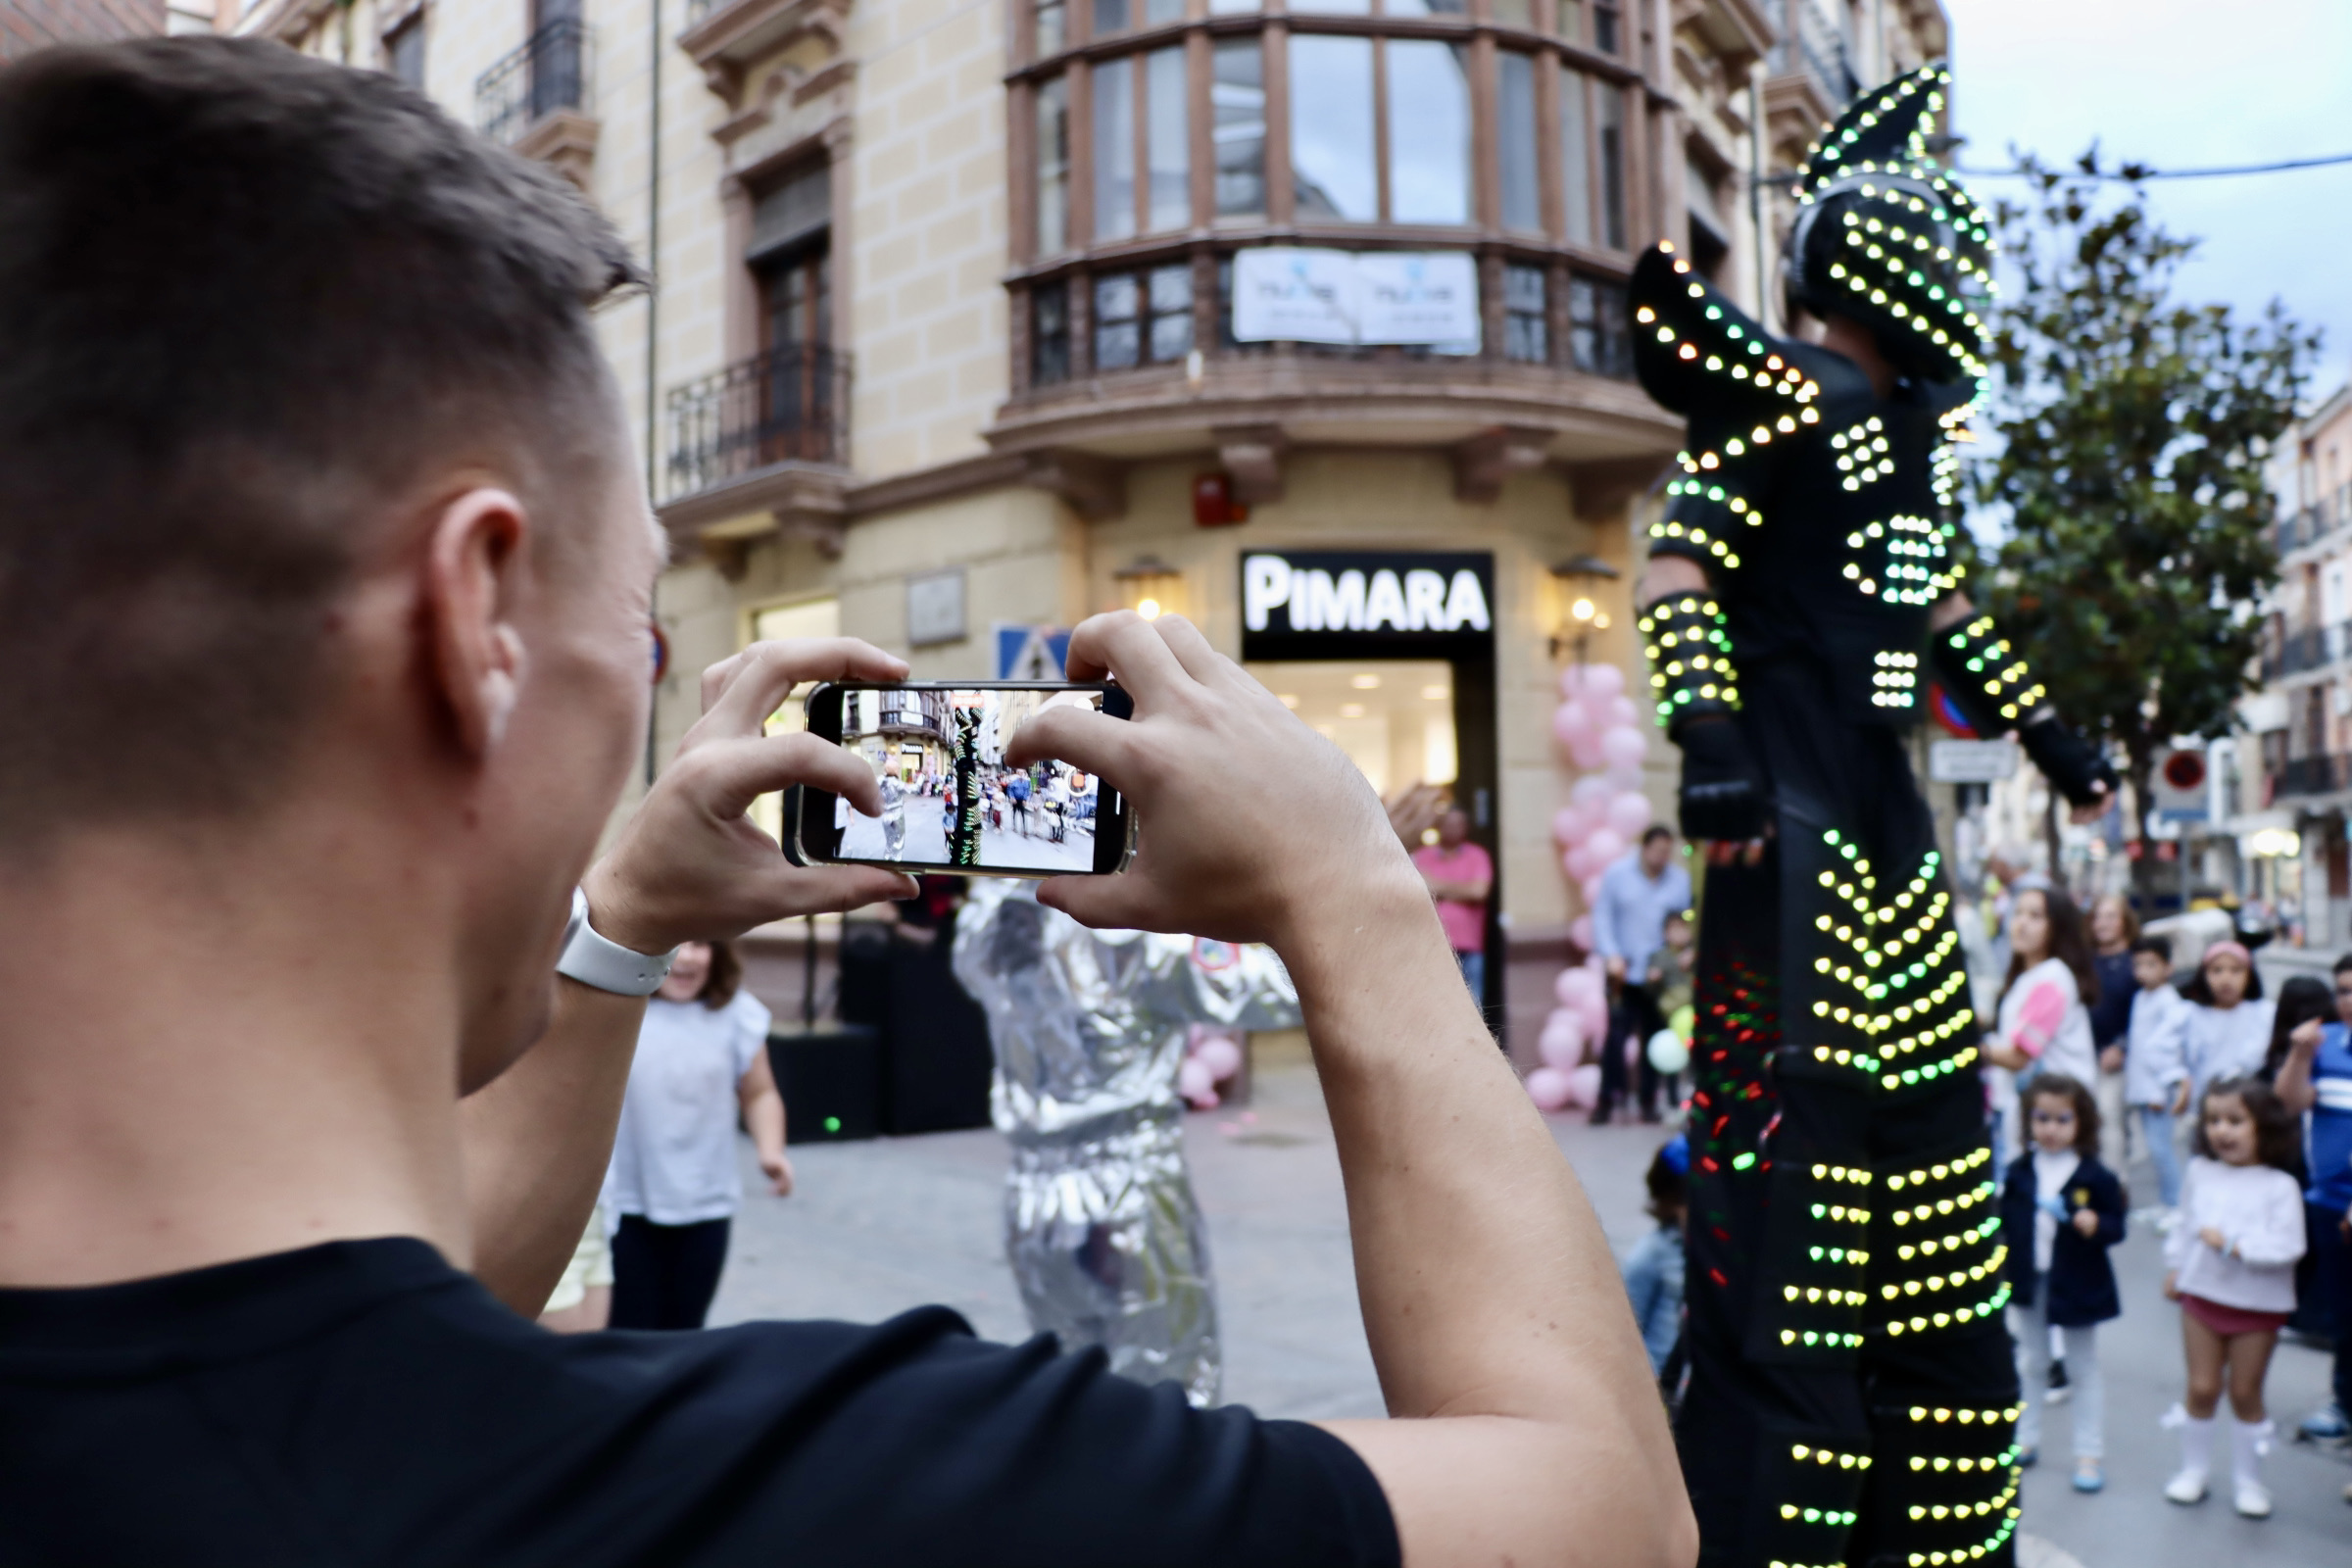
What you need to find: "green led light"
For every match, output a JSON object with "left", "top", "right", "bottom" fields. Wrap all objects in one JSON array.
[
  {"left": 823, "top": 1115, "right": 842, "bottom": 1133},
  {"left": 1732, "top": 1152, "right": 1757, "bottom": 1170}
]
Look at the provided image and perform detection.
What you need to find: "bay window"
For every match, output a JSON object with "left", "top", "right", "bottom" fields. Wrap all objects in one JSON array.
[{"left": 1013, "top": 0, "right": 1642, "bottom": 384}]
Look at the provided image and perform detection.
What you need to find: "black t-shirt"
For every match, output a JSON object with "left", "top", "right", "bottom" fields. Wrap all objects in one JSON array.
[{"left": 0, "top": 1239, "right": 1398, "bottom": 1567}]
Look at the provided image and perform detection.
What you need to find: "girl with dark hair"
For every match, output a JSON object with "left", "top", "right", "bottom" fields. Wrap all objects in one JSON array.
[
  {"left": 2260, "top": 973, "right": 2332, "bottom": 1085},
  {"left": 1985, "top": 886, "right": 2101, "bottom": 1086},
  {"left": 606, "top": 940, "right": 792, "bottom": 1330},
  {"left": 2000, "top": 1072, "right": 2126, "bottom": 1492},
  {"left": 2161, "top": 1077, "right": 2308, "bottom": 1518},
  {"left": 2180, "top": 943, "right": 2274, "bottom": 1106}
]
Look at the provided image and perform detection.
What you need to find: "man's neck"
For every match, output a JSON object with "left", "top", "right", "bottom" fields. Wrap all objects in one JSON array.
[{"left": 0, "top": 813, "right": 474, "bottom": 1287}]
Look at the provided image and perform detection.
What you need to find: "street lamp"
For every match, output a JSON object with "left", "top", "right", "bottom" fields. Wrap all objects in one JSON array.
[
  {"left": 1113, "top": 555, "right": 1186, "bottom": 621},
  {"left": 1547, "top": 554, "right": 1620, "bottom": 662}
]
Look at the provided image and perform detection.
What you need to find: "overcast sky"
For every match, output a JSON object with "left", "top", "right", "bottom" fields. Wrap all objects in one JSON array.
[{"left": 1945, "top": 0, "right": 2352, "bottom": 406}]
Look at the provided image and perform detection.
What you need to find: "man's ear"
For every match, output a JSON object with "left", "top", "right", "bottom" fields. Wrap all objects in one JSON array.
[{"left": 422, "top": 488, "right": 533, "bottom": 759}]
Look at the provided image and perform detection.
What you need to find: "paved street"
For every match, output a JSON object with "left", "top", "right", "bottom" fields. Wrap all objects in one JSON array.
[
  {"left": 838, "top": 793, "right": 1097, "bottom": 873},
  {"left": 710, "top": 1043, "right": 2348, "bottom": 1566}
]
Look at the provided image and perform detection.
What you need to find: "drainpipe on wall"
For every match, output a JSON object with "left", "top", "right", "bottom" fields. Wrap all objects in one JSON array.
[{"left": 644, "top": 0, "right": 664, "bottom": 787}]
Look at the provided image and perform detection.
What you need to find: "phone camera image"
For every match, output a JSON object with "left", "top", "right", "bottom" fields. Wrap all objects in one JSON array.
[{"left": 833, "top": 687, "right": 1107, "bottom": 874}]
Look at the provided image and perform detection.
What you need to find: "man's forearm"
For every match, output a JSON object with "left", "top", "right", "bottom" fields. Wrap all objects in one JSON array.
[
  {"left": 1293, "top": 876, "right": 1682, "bottom": 1550},
  {"left": 458, "top": 978, "right": 644, "bottom": 1315}
]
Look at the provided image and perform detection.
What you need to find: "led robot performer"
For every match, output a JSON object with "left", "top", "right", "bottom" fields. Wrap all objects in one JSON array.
[
  {"left": 951, "top": 879, "right": 1299, "bottom": 1407},
  {"left": 1629, "top": 67, "right": 2116, "bottom": 1568}
]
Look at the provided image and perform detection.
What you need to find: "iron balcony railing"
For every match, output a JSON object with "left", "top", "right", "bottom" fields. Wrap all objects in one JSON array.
[
  {"left": 663, "top": 344, "right": 851, "bottom": 502},
  {"left": 1772, "top": 0, "right": 1859, "bottom": 107},
  {"left": 2276, "top": 754, "right": 2352, "bottom": 799},
  {"left": 2262, "top": 622, "right": 2349, "bottom": 679},
  {"left": 475, "top": 19, "right": 592, "bottom": 147}
]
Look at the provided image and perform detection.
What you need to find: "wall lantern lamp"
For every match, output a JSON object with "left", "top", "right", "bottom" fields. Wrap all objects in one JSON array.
[
  {"left": 1547, "top": 554, "right": 1620, "bottom": 661},
  {"left": 1113, "top": 555, "right": 1186, "bottom": 622}
]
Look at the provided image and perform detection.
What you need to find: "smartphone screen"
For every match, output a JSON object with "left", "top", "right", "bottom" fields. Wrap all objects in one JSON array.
[{"left": 795, "top": 682, "right": 1135, "bottom": 877}]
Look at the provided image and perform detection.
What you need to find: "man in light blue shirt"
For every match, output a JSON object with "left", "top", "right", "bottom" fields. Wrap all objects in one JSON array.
[{"left": 1591, "top": 826, "right": 1691, "bottom": 1123}]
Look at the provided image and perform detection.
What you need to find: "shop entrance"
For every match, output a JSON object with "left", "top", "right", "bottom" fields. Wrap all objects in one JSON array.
[{"left": 1247, "top": 659, "right": 1457, "bottom": 800}]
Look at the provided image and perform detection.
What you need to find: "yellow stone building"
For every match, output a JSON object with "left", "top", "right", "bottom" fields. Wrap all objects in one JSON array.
[{"left": 235, "top": 0, "right": 1948, "bottom": 1052}]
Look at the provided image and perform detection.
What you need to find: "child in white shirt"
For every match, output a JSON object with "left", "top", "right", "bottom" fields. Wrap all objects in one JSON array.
[
  {"left": 2160, "top": 1076, "right": 2307, "bottom": 1519},
  {"left": 2122, "top": 937, "right": 2189, "bottom": 1214},
  {"left": 2180, "top": 941, "right": 2274, "bottom": 1107}
]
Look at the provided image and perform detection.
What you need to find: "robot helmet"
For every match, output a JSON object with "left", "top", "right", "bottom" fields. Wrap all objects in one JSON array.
[{"left": 1782, "top": 65, "right": 1993, "bottom": 392}]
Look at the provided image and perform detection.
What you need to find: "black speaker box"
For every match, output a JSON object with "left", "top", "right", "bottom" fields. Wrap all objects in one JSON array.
[{"left": 767, "top": 1024, "right": 882, "bottom": 1142}]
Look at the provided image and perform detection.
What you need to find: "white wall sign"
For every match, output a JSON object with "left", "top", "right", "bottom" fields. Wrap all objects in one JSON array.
[
  {"left": 1240, "top": 550, "right": 1493, "bottom": 644},
  {"left": 1353, "top": 251, "right": 1480, "bottom": 348},
  {"left": 906, "top": 567, "right": 966, "bottom": 647},
  {"left": 1231, "top": 247, "right": 1358, "bottom": 345},
  {"left": 1927, "top": 739, "right": 2019, "bottom": 784},
  {"left": 1231, "top": 248, "right": 1481, "bottom": 349}
]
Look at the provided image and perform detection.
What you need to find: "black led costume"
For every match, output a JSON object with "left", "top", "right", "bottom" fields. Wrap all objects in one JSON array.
[
  {"left": 947, "top": 705, "right": 985, "bottom": 868},
  {"left": 1631, "top": 67, "right": 2116, "bottom": 1568}
]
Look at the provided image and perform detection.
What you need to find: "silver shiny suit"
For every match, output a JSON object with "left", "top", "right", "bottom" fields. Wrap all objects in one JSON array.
[{"left": 951, "top": 879, "right": 1299, "bottom": 1406}]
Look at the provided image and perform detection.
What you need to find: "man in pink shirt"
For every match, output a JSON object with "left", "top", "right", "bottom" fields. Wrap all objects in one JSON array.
[{"left": 1413, "top": 808, "right": 1494, "bottom": 1002}]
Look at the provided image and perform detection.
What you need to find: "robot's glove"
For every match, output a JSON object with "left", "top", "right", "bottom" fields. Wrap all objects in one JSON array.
[
  {"left": 1676, "top": 717, "right": 1770, "bottom": 843},
  {"left": 2019, "top": 712, "right": 2118, "bottom": 810}
]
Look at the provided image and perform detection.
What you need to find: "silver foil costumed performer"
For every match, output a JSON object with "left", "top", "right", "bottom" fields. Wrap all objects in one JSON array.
[
  {"left": 1630, "top": 68, "right": 2116, "bottom": 1568},
  {"left": 951, "top": 878, "right": 1300, "bottom": 1407}
]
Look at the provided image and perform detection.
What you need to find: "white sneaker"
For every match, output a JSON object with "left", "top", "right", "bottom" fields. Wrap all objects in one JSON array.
[
  {"left": 2234, "top": 1480, "right": 2272, "bottom": 1518},
  {"left": 2164, "top": 1468, "right": 2209, "bottom": 1505},
  {"left": 2155, "top": 1207, "right": 2183, "bottom": 1235}
]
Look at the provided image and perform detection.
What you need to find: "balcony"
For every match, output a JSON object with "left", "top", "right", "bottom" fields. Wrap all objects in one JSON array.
[
  {"left": 676, "top": 0, "right": 847, "bottom": 114},
  {"left": 2276, "top": 753, "right": 2352, "bottom": 800},
  {"left": 2263, "top": 622, "right": 2348, "bottom": 680},
  {"left": 659, "top": 346, "right": 853, "bottom": 568},
  {"left": 475, "top": 20, "right": 599, "bottom": 185}
]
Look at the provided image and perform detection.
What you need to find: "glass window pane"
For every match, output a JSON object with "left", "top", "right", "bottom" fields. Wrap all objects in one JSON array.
[
  {"left": 1093, "top": 56, "right": 1136, "bottom": 240},
  {"left": 1503, "top": 263, "right": 1546, "bottom": 363},
  {"left": 1289, "top": 34, "right": 1376, "bottom": 220},
  {"left": 1592, "top": 0, "right": 1618, "bottom": 53},
  {"left": 1557, "top": 63, "right": 1592, "bottom": 246},
  {"left": 1497, "top": 51, "right": 1539, "bottom": 231},
  {"left": 1032, "top": 281, "right": 1071, "bottom": 383},
  {"left": 1095, "top": 273, "right": 1141, "bottom": 370},
  {"left": 1146, "top": 45, "right": 1190, "bottom": 231},
  {"left": 1150, "top": 262, "right": 1194, "bottom": 313},
  {"left": 1287, "top": 0, "right": 1370, "bottom": 16},
  {"left": 1556, "top": 0, "right": 1581, "bottom": 42},
  {"left": 1149, "top": 265, "right": 1195, "bottom": 361},
  {"left": 1144, "top": 0, "right": 1184, "bottom": 20},
  {"left": 1206, "top": 0, "right": 1258, "bottom": 12},
  {"left": 1596, "top": 79, "right": 1626, "bottom": 249},
  {"left": 1386, "top": 41, "right": 1470, "bottom": 225},
  {"left": 1212, "top": 37, "right": 1265, "bottom": 217},
  {"left": 1383, "top": 0, "right": 1465, "bottom": 13},
  {"left": 1036, "top": 75, "right": 1070, "bottom": 253},
  {"left": 1491, "top": 0, "right": 1532, "bottom": 25},
  {"left": 1093, "top": 0, "right": 1129, "bottom": 33},
  {"left": 1035, "top": 0, "right": 1065, "bottom": 56}
]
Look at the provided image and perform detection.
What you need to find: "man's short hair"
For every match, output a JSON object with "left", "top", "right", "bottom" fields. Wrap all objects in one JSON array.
[
  {"left": 0, "top": 38, "right": 642, "bottom": 841},
  {"left": 1641, "top": 824, "right": 1674, "bottom": 848},
  {"left": 2333, "top": 952, "right": 2352, "bottom": 979}
]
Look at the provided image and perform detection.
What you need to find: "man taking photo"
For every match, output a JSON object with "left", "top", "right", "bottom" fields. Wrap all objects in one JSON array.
[{"left": 0, "top": 38, "right": 1692, "bottom": 1568}]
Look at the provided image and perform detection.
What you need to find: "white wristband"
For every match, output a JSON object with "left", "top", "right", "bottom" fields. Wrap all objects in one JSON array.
[{"left": 556, "top": 887, "right": 678, "bottom": 996}]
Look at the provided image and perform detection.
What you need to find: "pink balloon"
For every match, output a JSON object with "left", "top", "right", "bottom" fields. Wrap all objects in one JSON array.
[
  {"left": 1580, "top": 663, "right": 1626, "bottom": 701},
  {"left": 1526, "top": 1066, "right": 1575, "bottom": 1111},
  {"left": 1551, "top": 807, "right": 1585, "bottom": 846},
  {"left": 1569, "top": 774, "right": 1614, "bottom": 809},
  {"left": 1196, "top": 1036, "right": 1245, "bottom": 1081},
  {"left": 1600, "top": 725, "right": 1649, "bottom": 770},
  {"left": 1566, "top": 844, "right": 1602, "bottom": 883},
  {"left": 1604, "top": 760, "right": 1644, "bottom": 791},
  {"left": 1570, "top": 734, "right": 1606, "bottom": 771},
  {"left": 1581, "top": 688, "right": 1620, "bottom": 728},
  {"left": 1609, "top": 696, "right": 1642, "bottom": 729},
  {"left": 1606, "top": 790, "right": 1652, "bottom": 838},
  {"left": 1569, "top": 912, "right": 1595, "bottom": 953},
  {"left": 1557, "top": 665, "right": 1589, "bottom": 702},
  {"left": 1580, "top": 872, "right": 1606, "bottom": 908},
  {"left": 1583, "top": 826, "right": 1625, "bottom": 867},
  {"left": 1566, "top": 1063, "right": 1603, "bottom": 1109},
  {"left": 1538, "top": 1010, "right": 1586, "bottom": 1071},
  {"left": 1554, "top": 966, "right": 1601, "bottom": 1009},
  {"left": 1551, "top": 702, "right": 1594, "bottom": 751},
  {"left": 1177, "top": 1056, "right": 1218, "bottom": 1108}
]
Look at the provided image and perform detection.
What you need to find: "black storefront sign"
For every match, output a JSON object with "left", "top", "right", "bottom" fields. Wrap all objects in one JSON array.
[{"left": 1239, "top": 549, "right": 1494, "bottom": 662}]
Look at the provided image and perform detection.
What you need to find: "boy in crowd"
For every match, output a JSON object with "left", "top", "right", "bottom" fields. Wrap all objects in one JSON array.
[
  {"left": 2124, "top": 934, "right": 2191, "bottom": 1225},
  {"left": 2274, "top": 954, "right": 2352, "bottom": 1443},
  {"left": 0, "top": 38, "right": 1690, "bottom": 1568}
]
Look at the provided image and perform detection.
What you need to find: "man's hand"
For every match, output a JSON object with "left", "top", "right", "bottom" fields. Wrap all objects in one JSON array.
[
  {"left": 584, "top": 638, "right": 918, "bottom": 952},
  {"left": 1603, "top": 955, "right": 1628, "bottom": 982},
  {"left": 1007, "top": 612, "right": 1417, "bottom": 945},
  {"left": 2171, "top": 1082, "right": 2190, "bottom": 1115}
]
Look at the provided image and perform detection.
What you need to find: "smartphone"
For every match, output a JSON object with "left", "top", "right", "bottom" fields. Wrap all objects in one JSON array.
[{"left": 792, "top": 681, "right": 1137, "bottom": 877}]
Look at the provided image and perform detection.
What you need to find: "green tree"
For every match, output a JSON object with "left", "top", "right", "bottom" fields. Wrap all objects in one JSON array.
[{"left": 1971, "top": 153, "right": 2317, "bottom": 890}]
